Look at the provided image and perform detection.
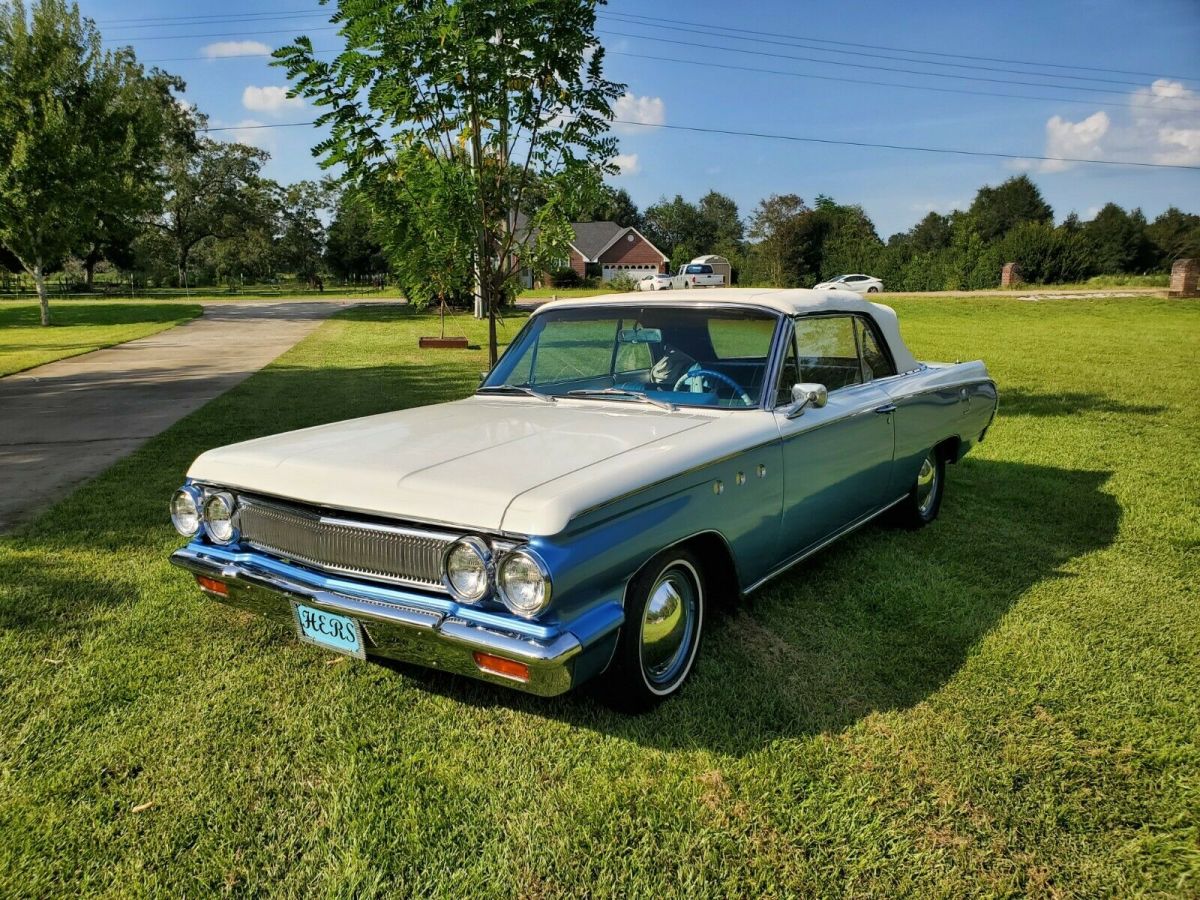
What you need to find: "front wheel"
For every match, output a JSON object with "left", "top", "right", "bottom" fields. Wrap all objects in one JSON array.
[
  {"left": 891, "top": 448, "right": 946, "bottom": 528},
  {"left": 599, "top": 549, "right": 706, "bottom": 711}
]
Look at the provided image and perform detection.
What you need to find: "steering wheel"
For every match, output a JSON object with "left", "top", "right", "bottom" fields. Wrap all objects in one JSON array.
[{"left": 674, "top": 368, "right": 754, "bottom": 406}]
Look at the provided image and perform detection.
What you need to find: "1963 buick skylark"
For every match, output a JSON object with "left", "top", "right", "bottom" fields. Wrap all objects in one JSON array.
[{"left": 169, "top": 289, "right": 997, "bottom": 708}]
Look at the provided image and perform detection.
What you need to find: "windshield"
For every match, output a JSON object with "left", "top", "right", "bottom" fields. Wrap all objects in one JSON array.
[{"left": 482, "top": 305, "right": 780, "bottom": 409}]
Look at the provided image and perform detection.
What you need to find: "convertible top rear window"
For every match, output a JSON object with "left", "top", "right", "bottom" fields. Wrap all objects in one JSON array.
[{"left": 484, "top": 305, "right": 781, "bottom": 409}]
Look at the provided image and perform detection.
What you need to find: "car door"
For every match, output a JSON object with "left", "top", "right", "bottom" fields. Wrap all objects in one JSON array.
[{"left": 772, "top": 314, "right": 896, "bottom": 560}]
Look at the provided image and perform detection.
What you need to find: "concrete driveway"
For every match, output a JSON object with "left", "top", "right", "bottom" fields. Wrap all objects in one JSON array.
[{"left": 0, "top": 300, "right": 381, "bottom": 532}]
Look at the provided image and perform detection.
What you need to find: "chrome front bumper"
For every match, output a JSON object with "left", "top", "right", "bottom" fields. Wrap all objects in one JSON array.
[{"left": 171, "top": 544, "right": 619, "bottom": 696}]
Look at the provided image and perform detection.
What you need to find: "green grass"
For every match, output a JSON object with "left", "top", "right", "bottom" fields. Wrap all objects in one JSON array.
[
  {"left": 1, "top": 297, "right": 1198, "bottom": 896},
  {"left": 517, "top": 286, "right": 617, "bottom": 299},
  {"left": 0, "top": 301, "right": 203, "bottom": 376}
]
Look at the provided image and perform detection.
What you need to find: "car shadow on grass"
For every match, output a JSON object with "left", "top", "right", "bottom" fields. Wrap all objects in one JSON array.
[
  {"left": 998, "top": 388, "right": 1166, "bottom": 417},
  {"left": 401, "top": 458, "right": 1119, "bottom": 756}
]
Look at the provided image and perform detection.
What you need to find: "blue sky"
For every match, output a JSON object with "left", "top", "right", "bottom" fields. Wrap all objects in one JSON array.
[{"left": 88, "top": 0, "right": 1200, "bottom": 237}]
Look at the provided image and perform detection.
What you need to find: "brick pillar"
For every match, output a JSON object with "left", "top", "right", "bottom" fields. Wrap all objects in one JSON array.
[
  {"left": 1000, "top": 262, "right": 1023, "bottom": 288},
  {"left": 1168, "top": 258, "right": 1199, "bottom": 298}
]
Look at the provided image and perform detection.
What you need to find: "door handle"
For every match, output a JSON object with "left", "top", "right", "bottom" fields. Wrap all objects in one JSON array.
[{"left": 874, "top": 403, "right": 897, "bottom": 414}]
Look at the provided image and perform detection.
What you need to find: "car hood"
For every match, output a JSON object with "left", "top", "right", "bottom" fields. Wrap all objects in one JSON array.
[{"left": 187, "top": 396, "right": 717, "bottom": 535}]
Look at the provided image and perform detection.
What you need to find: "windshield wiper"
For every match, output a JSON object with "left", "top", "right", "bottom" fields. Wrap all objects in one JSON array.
[
  {"left": 566, "top": 388, "right": 676, "bottom": 412},
  {"left": 476, "top": 384, "right": 556, "bottom": 403}
]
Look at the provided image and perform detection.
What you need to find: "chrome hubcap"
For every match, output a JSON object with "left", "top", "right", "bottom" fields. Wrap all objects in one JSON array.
[
  {"left": 916, "top": 455, "right": 938, "bottom": 516},
  {"left": 640, "top": 565, "right": 698, "bottom": 688}
]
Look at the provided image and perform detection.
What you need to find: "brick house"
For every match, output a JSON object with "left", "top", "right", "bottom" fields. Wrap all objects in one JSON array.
[{"left": 518, "top": 220, "right": 669, "bottom": 288}]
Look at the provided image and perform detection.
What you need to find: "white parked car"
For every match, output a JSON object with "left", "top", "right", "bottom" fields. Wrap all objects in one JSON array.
[
  {"left": 636, "top": 273, "right": 673, "bottom": 291},
  {"left": 814, "top": 274, "right": 883, "bottom": 294}
]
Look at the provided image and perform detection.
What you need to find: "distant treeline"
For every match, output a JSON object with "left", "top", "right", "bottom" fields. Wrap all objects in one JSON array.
[{"left": 616, "top": 175, "right": 1199, "bottom": 290}]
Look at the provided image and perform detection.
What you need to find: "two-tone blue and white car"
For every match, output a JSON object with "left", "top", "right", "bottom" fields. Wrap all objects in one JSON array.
[{"left": 170, "top": 289, "right": 997, "bottom": 709}]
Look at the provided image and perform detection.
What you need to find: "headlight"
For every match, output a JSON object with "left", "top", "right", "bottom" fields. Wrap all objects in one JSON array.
[
  {"left": 170, "top": 486, "right": 202, "bottom": 536},
  {"left": 442, "top": 536, "right": 492, "bottom": 603},
  {"left": 497, "top": 548, "right": 552, "bottom": 618},
  {"left": 202, "top": 491, "right": 238, "bottom": 544}
]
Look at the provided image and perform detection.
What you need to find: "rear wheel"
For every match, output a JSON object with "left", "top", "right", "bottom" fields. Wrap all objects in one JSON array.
[
  {"left": 600, "top": 549, "right": 706, "bottom": 711},
  {"left": 867, "top": 286, "right": 880, "bottom": 293},
  {"left": 892, "top": 448, "right": 945, "bottom": 528}
]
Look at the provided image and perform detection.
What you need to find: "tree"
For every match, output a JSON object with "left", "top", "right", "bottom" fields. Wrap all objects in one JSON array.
[
  {"left": 373, "top": 148, "right": 477, "bottom": 332},
  {"left": 747, "top": 193, "right": 807, "bottom": 286},
  {"left": 276, "top": 0, "right": 623, "bottom": 365},
  {"left": 1146, "top": 207, "right": 1200, "bottom": 268},
  {"left": 274, "top": 180, "right": 331, "bottom": 281},
  {"left": 325, "top": 189, "right": 388, "bottom": 280},
  {"left": 574, "top": 185, "right": 640, "bottom": 228},
  {"left": 997, "top": 221, "right": 1094, "bottom": 284},
  {"left": 967, "top": 175, "right": 1053, "bottom": 243},
  {"left": 1082, "top": 203, "right": 1152, "bottom": 274},
  {"left": 642, "top": 195, "right": 702, "bottom": 265},
  {"left": 697, "top": 190, "right": 744, "bottom": 260},
  {"left": 150, "top": 139, "right": 270, "bottom": 288},
  {"left": 0, "top": 0, "right": 182, "bottom": 324},
  {"left": 908, "top": 212, "right": 953, "bottom": 252}
]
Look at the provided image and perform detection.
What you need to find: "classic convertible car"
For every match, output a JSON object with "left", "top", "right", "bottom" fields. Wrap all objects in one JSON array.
[{"left": 169, "top": 289, "right": 997, "bottom": 708}]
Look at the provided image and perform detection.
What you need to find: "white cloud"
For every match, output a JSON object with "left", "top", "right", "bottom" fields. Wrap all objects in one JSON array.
[
  {"left": 1025, "top": 79, "right": 1200, "bottom": 172},
  {"left": 612, "top": 93, "right": 665, "bottom": 132},
  {"left": 613, "top": 153, "right": 640, "bottom": 176},
  {"left": 202, "top": 40, "right": 272, "bottom": 59},
  {"left": 242, "top": 85, "right": 304, "bottom": 115},
  {"left": 1040, "top": 111, "right": 1110, "bottom": 173}
]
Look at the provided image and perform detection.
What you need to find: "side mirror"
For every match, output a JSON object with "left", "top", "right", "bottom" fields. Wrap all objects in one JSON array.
[{"left": 786, "top": 382, "right": 828, "bottom": 418}]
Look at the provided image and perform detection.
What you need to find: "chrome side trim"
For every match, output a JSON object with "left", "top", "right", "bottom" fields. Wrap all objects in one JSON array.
[{"left": 744, "top": 494, "right": 908, "bottom": 594}]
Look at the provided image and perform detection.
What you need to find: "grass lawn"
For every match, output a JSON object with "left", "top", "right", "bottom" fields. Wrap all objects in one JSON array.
[
  {"left": 517, "top": 286, "right": 615, "bottom": 299},
  {"left": 1, "top": 296, "right": 1197, "bottom": 895},
  {"left": 0, "top": 301, "right": 203, "bottom": 376}
]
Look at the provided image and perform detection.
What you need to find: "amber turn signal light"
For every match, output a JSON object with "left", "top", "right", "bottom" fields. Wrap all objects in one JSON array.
[
  {"left": 472, "top": 651, "right": 530, "bottom": 683},
  {"left": 195, "top": 575, "right": 229, "bottom": 596}
]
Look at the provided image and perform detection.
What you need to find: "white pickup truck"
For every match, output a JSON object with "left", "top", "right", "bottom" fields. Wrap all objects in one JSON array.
[{"left": 671, "top": 262, "right": 725, "bottom": 289}]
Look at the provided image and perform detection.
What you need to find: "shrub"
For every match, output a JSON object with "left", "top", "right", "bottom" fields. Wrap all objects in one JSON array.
[
  {"left": 550, "top": 267, "right": 581, "bottom": 288},
  {"left": 606, "top": 271, "right": 639, "bottom": 292}
]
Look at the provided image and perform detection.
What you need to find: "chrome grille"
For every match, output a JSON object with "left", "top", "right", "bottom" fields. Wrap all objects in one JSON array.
[{"left": 236, "top": 496, "right": 456, "bottom": 592}]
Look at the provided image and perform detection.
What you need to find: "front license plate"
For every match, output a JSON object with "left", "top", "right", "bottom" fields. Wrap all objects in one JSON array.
[{"left": 291, "top": 602, "right": 366, "bottom": 659}]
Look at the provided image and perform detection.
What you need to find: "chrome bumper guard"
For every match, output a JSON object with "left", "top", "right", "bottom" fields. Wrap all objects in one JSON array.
[{"left": 171, "top": 545, "right": 586, "bottom": 696}]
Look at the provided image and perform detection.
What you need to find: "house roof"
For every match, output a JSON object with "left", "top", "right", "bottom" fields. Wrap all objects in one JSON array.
[
  {"left": 569, "top": 221, "right": 625, "bottom": 259},
  {"left": 508, "top": 216, "right": 668, "bottom": 263}
]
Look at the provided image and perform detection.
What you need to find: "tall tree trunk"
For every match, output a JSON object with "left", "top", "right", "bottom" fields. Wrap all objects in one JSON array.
[
  {"left": 488, "top": 292, "right": 498, "bottom": 368},
  {"left": 84, "top": 257, "right": 96, "bottom": 290},
  {"left": 33, "top": 262, "right": 50, "bottom": 327}
]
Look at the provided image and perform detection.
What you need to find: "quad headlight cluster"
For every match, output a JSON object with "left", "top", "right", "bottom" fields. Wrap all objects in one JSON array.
[
  {"left": 441, "top": 536, "right": 552, "bottom": 618},
  {"left": 170, "top": 485, "right": 239, "bottom": 545}
]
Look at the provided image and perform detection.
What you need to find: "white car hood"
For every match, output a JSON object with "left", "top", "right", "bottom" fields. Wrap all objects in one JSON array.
[{"left": 187, "top": 397, "right": 716, "bottom": 536}]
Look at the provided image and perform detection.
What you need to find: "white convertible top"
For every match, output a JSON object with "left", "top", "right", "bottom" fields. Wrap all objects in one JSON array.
[{"left": 533, "top": 287, "right": 920, "bottom": 373}]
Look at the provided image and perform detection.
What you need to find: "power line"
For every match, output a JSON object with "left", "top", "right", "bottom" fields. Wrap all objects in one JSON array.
[
  {"left": 98, "top": 3, "right": 1199, "bottom": 86},
  {"left": 601, "top": 12, "right": 1152, "bottom": 89},
  {"left": 116, "top": 18, "right": 1186, "bottom": 104},
  {"left": 198, "top": 118, "right": 1200, "bottom": 171},
  {"left": 134, "top": 42, "right": 1199, "bottom": 114},
  {"left": 610, "top": 51, "right": 1200, "bottom": 114},
  {"left": 102, "top": 12, "right": 328, "bottom": 32},
  {"left": 598, "top": 28, "right": 1173, "bottom": 100},
  {"left": 602, "top": 7, "right": 1200, "bottom": 85},
  {"left": 108, "top": 24, "right": 339, "bottom": 42}
]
